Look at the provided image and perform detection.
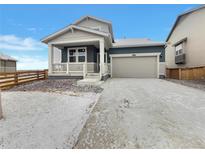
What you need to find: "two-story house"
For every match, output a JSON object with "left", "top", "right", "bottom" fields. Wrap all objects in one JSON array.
[
  {"left": 166, "top": 5, "right": 205, "bottom": 80},
  {"left": 42, "top": 16, "right": 165, "bottom": 82}
]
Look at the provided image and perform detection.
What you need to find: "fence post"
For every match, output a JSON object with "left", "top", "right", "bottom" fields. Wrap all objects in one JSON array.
[
  {"left": 44, "top": 69, "right": 48, "bottom": 79},
  {"left": 0, "top": 90, "right": 3, "bottom": 120},
  {"left": 14, "top": 72, "right": 18, "bottom": 85},
  {"left": 37, "top": 71, "right": 39, "bottom": 79},
  {"left": 179, "top": 68, "right": 182, "bottom": 80}
]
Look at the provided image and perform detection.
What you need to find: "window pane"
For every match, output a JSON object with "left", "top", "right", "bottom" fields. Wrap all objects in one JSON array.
[
  {"left": 69, "top": 49, "right": 76, "bottom": 56},
  {"left": 69, "top": 56, "right": 76, "bottom": 62},
  {"left": 78, "top": 56, "right": 85, "bottom": 62},
  {"left": 175, "top": 43, "right": 183, "bottom": 51},
  {"left": 179, "top": 49, "right": 183, "bottom": 54},
  {"left": 176, "top": 51, "right": 178, "bottom": 55},
  {"left": 78, "top": 49, "right": 85, "bottom": 56}
]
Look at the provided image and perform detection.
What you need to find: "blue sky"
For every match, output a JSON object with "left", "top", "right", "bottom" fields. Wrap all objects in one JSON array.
[{"left": 0, "top": 4, "right": 199, "bottom": 70}]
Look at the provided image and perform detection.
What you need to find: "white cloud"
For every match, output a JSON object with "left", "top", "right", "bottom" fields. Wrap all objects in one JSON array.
[
  {"left": 14, "top": 55, "right": 48, "bottom": 70},
  {"left": 0, "top": 34, "right": 46, "bottom": 51}
]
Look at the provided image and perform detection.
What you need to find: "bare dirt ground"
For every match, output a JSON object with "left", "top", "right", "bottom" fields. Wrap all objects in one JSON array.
[
  {"left": 7, "top": 79, "right": 103, "bottom": 93},
  {"left": 75, "top": 78, "right": 205, "bottom": 149},
  {"left": 166, "top": 79, "right": 205, "bottom": 91}
]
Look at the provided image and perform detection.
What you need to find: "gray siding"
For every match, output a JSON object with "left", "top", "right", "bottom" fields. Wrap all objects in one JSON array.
[
  {"left": 87, "top": 45, "right": 99, "bottom": 63},
  {"left": 108, "top": 46, "right": 165, "bottom": 62}
]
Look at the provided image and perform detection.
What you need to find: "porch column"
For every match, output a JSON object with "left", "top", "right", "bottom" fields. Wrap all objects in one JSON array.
[
  {"left": 48, "top": 44, "right": 54, "bottom": 74},
  {"left": 99, "top": 39, "right": 105, "bottom": 79}
]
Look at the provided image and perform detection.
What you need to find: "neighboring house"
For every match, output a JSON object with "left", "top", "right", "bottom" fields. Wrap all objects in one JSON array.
[
  {"left": 42, "top": 16, "right": 165, "bottom": 81},
  {"left": 0, "top": 53, "right": 17, "bottom": 73},
  {"left": 166, "top": 5, "right": 205, "bottom": 69}
]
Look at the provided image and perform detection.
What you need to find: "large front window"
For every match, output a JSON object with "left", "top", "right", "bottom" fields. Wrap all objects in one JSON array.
[{"left": 68, "top": 48, "right": 86, "bottom": 63}]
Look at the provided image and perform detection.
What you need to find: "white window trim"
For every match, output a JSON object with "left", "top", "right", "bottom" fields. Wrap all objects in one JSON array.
[
  {"left": 67, "top": 47, "right": 87, "bottom": 63},
  {"left": 175, "top": 43, "right": 184, "bottom": 56}
]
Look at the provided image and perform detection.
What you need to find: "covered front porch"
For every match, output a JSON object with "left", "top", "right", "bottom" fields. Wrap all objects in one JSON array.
[{"left": 48, "top": 38, "right": 110, "bottom": 80}]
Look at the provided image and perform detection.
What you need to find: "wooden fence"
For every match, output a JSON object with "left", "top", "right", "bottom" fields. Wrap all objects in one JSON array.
[
  {"left": 166, "top": 66, "right": 205, "bottom": 80},
  {"left": 0, "top": 69, "right": 48, "bottom": 90}
]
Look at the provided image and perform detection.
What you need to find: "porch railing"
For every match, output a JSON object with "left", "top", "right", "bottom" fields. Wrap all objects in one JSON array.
[
  {"left": 52, "top": 63, "right": 86, "bottom": 76},
  {"left": 52, "top": 63, "right": 110, "bottom": 76},
  {"left": 52, "top": 63, "right": 67, "bottom": 73}
]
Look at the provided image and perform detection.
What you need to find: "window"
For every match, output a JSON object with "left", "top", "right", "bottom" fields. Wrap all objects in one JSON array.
[
  {"left": 78, "top": 48, "right": 85, "bottom": 62},
  {"left": 69, "top": 49, "right": 77, "bottom": 62},
  {"left": 68, "top": 48, "right": 86, "bottom": 63},
  {"left": 175, "top": 43, "right": 183, "bottom": 56}
]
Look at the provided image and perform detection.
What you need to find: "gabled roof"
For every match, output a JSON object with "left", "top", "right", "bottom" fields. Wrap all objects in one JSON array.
[
  {"left": 0, "top": 53, "right": 17, "bottom": 61},
  {"left": 166, "top": 5, "right": 205, "bottom": 42},
  {"left": 112, "top": 38, "right": 165, "bottom": 48},
  {"left": 41, "top": 25, "right": 111, "bottom": 43},
  {"left": 73, "top": 15, "right": 112, "bottom": 25},
  {"left": 73, "top": 15, "right": 114, "bottom": 42}
]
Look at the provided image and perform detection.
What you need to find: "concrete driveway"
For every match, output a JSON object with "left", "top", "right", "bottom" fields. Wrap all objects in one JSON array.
[{"left": 75, "top": 78, "right": 205, "bottom": 149}]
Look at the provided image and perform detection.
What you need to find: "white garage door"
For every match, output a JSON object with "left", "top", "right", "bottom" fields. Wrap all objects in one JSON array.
[{"left": 112, "top": 56, "right": 158, "bottom": 78}]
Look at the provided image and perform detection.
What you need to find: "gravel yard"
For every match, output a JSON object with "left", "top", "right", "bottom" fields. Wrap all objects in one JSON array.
[
  {"left": 166, "top": 79, "right": 205, "bottom": 91},
  {"left": 0, "top": 91, "right": 100, "bottom": 148},
  {"left": 7, "top": 79, "right": 103, "bottom": 93}
]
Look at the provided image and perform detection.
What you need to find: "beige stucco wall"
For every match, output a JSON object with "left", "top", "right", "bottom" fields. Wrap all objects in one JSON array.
[
  {"left": 166, "top": 8, "right": 205, "bottom": 68},
  {"left": 77, "top": 18, "right": 110, "bottom": 33}
]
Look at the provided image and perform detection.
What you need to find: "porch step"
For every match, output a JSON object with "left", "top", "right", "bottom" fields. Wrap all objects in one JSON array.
[
  {"left": 86, "top": 73, "right": 100, "bottom": 76},
  {"left": 86, "top": 73, "right": 100, "bottom": 79},
  {"left": 77, "top": 78, "right": 103, "bottom": 86}
]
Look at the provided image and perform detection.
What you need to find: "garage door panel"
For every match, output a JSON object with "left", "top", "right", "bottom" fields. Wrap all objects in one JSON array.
[{"left": 112, "top": 56, "right": 157, "bottom": 78}]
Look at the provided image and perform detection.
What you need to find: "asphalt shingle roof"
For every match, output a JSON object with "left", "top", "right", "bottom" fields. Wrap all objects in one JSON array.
[{"left": 112, "top": 38, "right": 164, "bottom": 48}]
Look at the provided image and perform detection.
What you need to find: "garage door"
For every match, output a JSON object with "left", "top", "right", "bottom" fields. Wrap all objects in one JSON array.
[{"left": 112, "top": 56, "right": 157, "bottom": 78}]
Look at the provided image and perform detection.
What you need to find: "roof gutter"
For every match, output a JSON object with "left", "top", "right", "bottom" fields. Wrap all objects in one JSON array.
[{"left": 111, "top": 43, "right": 165, "bottom": 49}]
